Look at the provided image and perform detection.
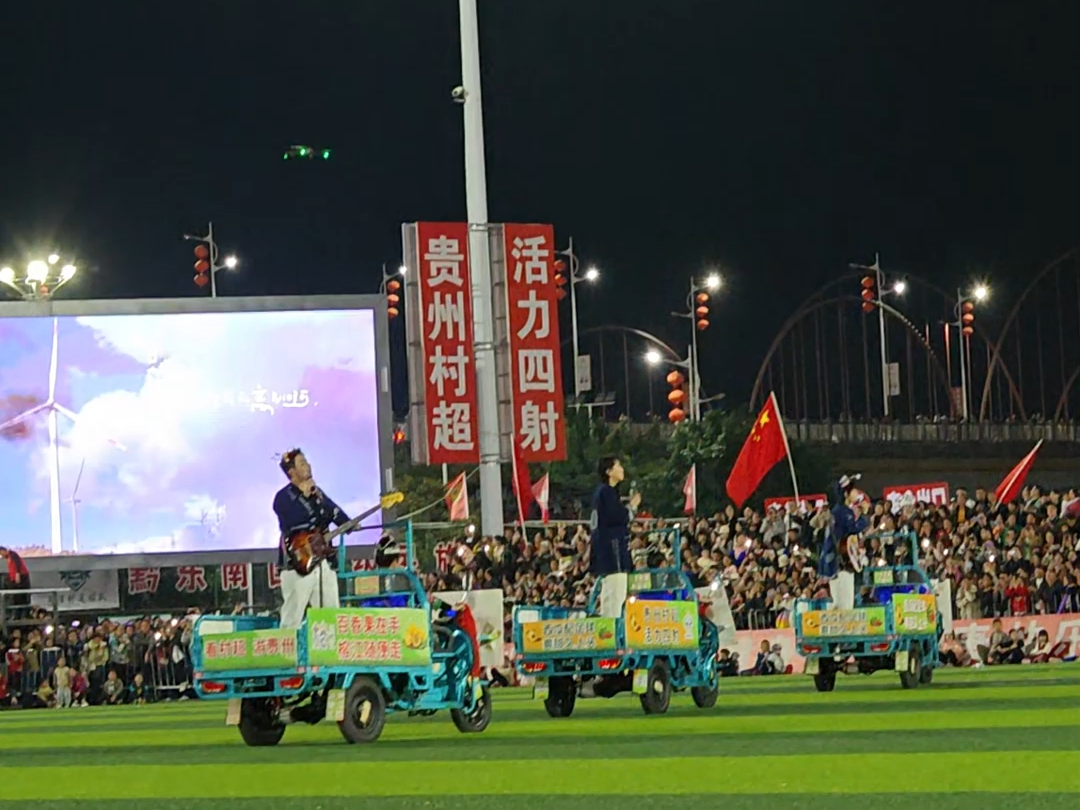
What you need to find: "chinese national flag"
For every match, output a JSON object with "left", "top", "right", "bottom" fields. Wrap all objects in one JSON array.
[
  {"left": 511, "top": 439, "right": 535, "bottom": 526},
  {"left": 725, "top": 392, "right": 789, "bottom": 508},
  {"left": 445, "top": 472, "right": 469, "bottom": 522},
  {"left": 994, "top": 440, "right": 1043, "bottom": 506},
  {"left": 683, "top": 464, "right": 697, "bottom": 515}
]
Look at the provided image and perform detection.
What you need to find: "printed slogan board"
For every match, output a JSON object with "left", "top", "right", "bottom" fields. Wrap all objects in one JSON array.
[
  {"left": 199, "top": 629, "right": 299, "bottom": 671},
  {"left": 799, "top": 607, "right": 887, "bottom": 638},
  {"left": 625, "top": 600, "right": 699, "bottom": 650},
  {"left": 520, "top": 617, "right": 617, "bottom": 654},
  {"left": 306, "top": 607, "right": 431, "bottom": 667},
  {"left": 893, "top": 594, "right": 938, "bottom": 635}
]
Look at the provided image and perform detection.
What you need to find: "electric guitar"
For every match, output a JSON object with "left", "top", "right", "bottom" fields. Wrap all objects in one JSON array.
[{"left": 285, "top": 492, "right": 405, "bottom": 575}]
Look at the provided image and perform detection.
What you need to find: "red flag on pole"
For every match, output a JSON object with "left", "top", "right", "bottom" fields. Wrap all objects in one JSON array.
[
  {"left": 683, "top": 464, "right": 697, "bottom": 515},
  {"left": 532, "top": 473, "right": 550, "bottom": 523},
  {"left": 993, "top": 440, "right": 1043, "bottom": 505},
  {"left": 511, "top": 439, "right": 535, "bottom": 526},
  {"left": 444, "top": 472, "right": 469, "bottom": 522},
  {"left": 725, "top": 392, "right": 790, "bottom": 508}
]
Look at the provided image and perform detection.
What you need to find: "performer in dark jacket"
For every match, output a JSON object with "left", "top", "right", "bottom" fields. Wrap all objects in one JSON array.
[
  {"left": 818, "top": 474, "right": 869, "bottom": 578},
  {"left": 589, "top": 456, "right": 640, "bottom": 576}
]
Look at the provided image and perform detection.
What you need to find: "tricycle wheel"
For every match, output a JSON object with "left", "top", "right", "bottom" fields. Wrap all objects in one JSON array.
[
  {"left": 338, "top": 676, "right": 387, "bottom": 744},
  {"left": 238, "top": 698, "right": 285, "bottom": 747},
  {"left": 544, "top": 676, "right": 577, "bottom": 718},
  {"left": 813, "top": 660, "right": 836, "bottom": 692},
  {"left": 639, "top": 660, "right": 672, "bottom": 715},
  {"left": 691, "top": 680, "right": 719, "bottom": 709},
  {"left": 451, "top": 683, "right": 492, "bottom": 733},
  {"left": 899, "top": 647, "right": 921, "bottom": 690}
]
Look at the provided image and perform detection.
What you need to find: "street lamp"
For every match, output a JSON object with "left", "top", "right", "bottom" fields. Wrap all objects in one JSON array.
[
  {"left": 644, "top": 349, "right": 663, "bottom": 365},
  {"left": 850, "top": 254, "right": 907, "bottom": 418},
  {"left": 952, "top": 283, "right": 990, "bottom": 420},
  {"left": 183, "top": 222, "right": 239, "bottom": 298},
  {"left": 0, "top": 254, "right": 79, "bottom": 300},
  {"left": 673, "top": 272, "right": 722, "bottom": 421},
  {"left": 555, "top": 238, "right": 601, "bottom": 400}
]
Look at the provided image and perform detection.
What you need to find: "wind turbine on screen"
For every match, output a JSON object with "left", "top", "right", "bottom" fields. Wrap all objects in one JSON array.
[
  {"left": 68, "top": 459, "right": 85, "bottom": 553},
  {"left": 0, "top": 318, "right": 125, "bottom": 553}
]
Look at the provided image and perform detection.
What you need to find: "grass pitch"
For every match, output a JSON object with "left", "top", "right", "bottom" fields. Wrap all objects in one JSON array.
[{"left": 0, "top": 665, "right": 1076, "bottom": 809}]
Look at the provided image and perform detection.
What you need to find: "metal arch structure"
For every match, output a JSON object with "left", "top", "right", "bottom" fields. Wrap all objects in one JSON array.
[
  {"left": 976, "top": 249, "right": 1079, "bottom": 421},
  {"left": 563, "top": 324, "right": 684, "bottom": 362},
  {"left": 1054, "top": 363, "right": 1080, "bottom": 423},
  {"left": 757, "top": 268, "right": 1027, "bottom": 420},
  {"left": 749, "top": 296, "right": 956, "bottom": 417}
]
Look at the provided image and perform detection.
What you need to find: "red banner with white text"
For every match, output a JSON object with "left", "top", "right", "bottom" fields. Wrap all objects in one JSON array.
[
  {"left": 763, "top": 494, "right": 828, "bottom": 513},
  {"left": 883, "top": 481, "right": 950, "bottom": 510},
  {"left": 416, "top": 222, "right": 479, "bottom": 464},
  {"left": 503, "top": 223, "right": 566, "bottom": 462}
]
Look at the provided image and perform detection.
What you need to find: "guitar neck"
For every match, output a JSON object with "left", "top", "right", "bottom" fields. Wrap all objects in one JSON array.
[{"left": 323, "top": 501, "right": 386, "bottom": 543}]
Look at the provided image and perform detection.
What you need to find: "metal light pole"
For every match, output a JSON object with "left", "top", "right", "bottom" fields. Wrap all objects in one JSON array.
[
  {"left": 184, "top": 222, "right": 238, "bottom": 298},
  {"left": 952, "top": 284, "right": 989, "bottom": 420},
  {"left": 850, "top": 254, "right": 891, "bottom": 418},
  {"left": 557, "top": 237, "right": 600, "bottom": 400},
  {"left": 458, "top": 0, "right": 503, "bottom": 537},
  {"left": 676, "top": 274, "right": 720, "bottom": 421}
]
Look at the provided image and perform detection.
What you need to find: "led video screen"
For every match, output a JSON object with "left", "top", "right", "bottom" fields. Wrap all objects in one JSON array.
[{"left": 0, "top": 307, "right": 384, "bottom": 556}]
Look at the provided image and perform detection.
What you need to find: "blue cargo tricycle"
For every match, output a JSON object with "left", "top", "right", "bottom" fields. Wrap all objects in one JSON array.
[
  {"left": 190, "top": 520, "right": 490, "bottom": 745},
  {"left": 794, "top": 530, "right": 943, "bottom": 691},
  {"left": 512, "top": 527, "right": 720, "bottom": 717}
]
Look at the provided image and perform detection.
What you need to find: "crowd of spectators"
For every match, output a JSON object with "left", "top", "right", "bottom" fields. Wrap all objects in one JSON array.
[{"left": 3, "top": 481, "right": 1077, "bottom": 707}]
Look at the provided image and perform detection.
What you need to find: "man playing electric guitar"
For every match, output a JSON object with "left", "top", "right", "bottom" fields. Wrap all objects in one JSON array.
[{"left": 273, "top": 448, "right": 353, "bottom": 630}]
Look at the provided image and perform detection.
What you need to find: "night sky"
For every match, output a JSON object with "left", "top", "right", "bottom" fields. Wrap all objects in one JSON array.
[{"left": 2, "top": 1, "right": 1077, "bottom": 412}]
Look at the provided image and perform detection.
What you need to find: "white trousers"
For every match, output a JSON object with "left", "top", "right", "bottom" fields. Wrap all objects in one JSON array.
[
  {"left": 830, "top": 571, "right": 855, "bottom": 611},
  {"left": 598, "top": 573, "right": 628, "bottom": 618},
  {"left": 280, "top": 560, "right": 340, "bottom": 629}
]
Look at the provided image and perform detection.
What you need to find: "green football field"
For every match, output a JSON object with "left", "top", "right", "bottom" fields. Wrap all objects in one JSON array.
[{"left": 0, "top": 665, "right": 1077, "bottom": 809}]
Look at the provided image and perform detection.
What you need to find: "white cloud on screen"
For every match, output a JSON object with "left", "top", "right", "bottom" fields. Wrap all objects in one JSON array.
[{"left": 28, "top": 309, "right": 378, "bottom": 553}]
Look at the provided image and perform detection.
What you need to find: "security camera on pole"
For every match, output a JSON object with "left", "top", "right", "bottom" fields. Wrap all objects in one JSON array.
[{"left": 184, "top": 222, "right": 239, "bottom": 298}]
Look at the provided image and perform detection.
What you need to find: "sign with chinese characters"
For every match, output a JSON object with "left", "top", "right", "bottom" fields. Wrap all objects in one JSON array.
[
  {"left": 892, "top": 594, "right": 937, "bottom": 635},
  {"left": 306, "top": 607, "right": 431, "bottom": 667},
  {"left": 799, "top": 607, "right": 887, "bottom": 638},
  {"left": 199, "top": 629, "right": 298, "bottom": 671},
  {"left": 415, "top": 222, "right": 479, "bottom": 465},
  {"left": 520, "top": 617, "right": 617, "bottom": 654},
  {"left": 624, "top": 600, "right": 699, "bottom": 650},
  {"left": 503, "top": 223, "right": 566, "bottom": 462},
  {"left": 883, "top": 482, "right": 950, "bottom": 510},
  {"left": 26, "top": 569, "right": 121, "bottom": 612}
]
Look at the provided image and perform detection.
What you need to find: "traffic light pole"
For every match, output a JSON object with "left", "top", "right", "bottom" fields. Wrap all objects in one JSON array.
[{"left": 458, "top": 0, "right": 504, "bottom": 538}]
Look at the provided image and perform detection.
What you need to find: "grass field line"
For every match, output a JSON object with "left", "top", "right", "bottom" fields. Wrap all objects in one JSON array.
[
  {"left": 0, "top": 706, "right": 1075, "bottom": 751},
  {"left": 1, "top": 752, "right": 1077, "bottom": 798},
  {"left": 2, "top": 684, "right": 1072, "bottom": 731}
]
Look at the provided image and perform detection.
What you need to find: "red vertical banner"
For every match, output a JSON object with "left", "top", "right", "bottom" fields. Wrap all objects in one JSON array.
[
  {"left": 504, "top": 223, "right": 567, "bottom": 462},
  {"left": 416, "top": 222, "right": 479, "bottom": 464}
]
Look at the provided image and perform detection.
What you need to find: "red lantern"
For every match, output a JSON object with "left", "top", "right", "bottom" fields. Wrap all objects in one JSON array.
[
  {"left": 388, "top": 307, "right": 400, "bottom": 318},
  {"left": 695, "top": 306, "right": 709, "bottom": 318},
  {"left": 194, "top": 273, "right": 209, "bottom": 288},
  {"left": 961, "top": 325, "right": 973, "bottom": 336},
  {"left": 194, "top": 259, "right": 210, "bottom": 273},
  {"left": 862, "top": 302, "right": 875, "bottom": 313},
  {"left": 553, "top": 259, "right": 567, "bottom": 273},
  {"left": 861, "top": 289, "right": 874, "bottom": 302},
  {"left": 387, "top": 279, "right": 401, "bottom": 292},
  {"left": 387, "top": 293, "right": 400, "bottom": 306},
  {"left": 668, "top": 408, "right": 687, "bottom": 423},
  {"left": 961, "top": 313, "right": 974, "bottom": 326},
  {"left": 554, "top": 274, "right": 568, "bottom": 286},
  {"left": 666, "top": 370, "right": 684, "bottom": 387},
  {"left": 556, "top": 287, "right": 568, "bottom": 301},
  {"left": 696, "top": 319, "right": 709, "bottom": 331},
  {"left": 194, "top": 245, "right": 210, "bottom": 260},
  {"left": 962, "top": 301, "right": 974, "bottom": 313},
  {"left": 668, "top": 389, "right": 686, "bottom": 404},
  {"left": 696, "top": 292, "right": 709, "bottom": 304},
  {"left": 861, "top": 276, "right": 874, "bottom": 289}
]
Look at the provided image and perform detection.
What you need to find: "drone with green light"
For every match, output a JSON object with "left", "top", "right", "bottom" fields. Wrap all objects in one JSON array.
[{"left": 284, "top": 145, "right": 331, "bottom": 160}]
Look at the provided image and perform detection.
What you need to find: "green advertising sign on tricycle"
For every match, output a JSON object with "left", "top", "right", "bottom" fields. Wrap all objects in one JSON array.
[
  {"left": 200, "top": 629, "right": 299, "bottom": 671},
  {"left": 306, "top": 607, "right": 432, "bottom": 667}
]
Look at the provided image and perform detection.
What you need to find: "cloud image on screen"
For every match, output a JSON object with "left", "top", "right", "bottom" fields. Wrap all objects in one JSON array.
[{"left": 0, "top": 308, "right": 383, "bottom": 556}]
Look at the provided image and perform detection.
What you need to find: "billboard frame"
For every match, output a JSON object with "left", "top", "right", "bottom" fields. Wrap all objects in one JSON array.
[{"left": 0, "top": 294, "right": 394, "bottom": 571}]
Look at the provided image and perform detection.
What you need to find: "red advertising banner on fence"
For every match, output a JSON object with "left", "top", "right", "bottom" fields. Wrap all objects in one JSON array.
[
  {"left": 416, "top": 222, "right": 479, "bottom": 464},
  {"left": 763, "top": 494, "right": 828, "bottom": 512},
  {"left": 504, "top": 223, "right": 566, "bottom": 462},
  {"left": 883, "top": 481, "right": 950, "bottom": 510}
]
